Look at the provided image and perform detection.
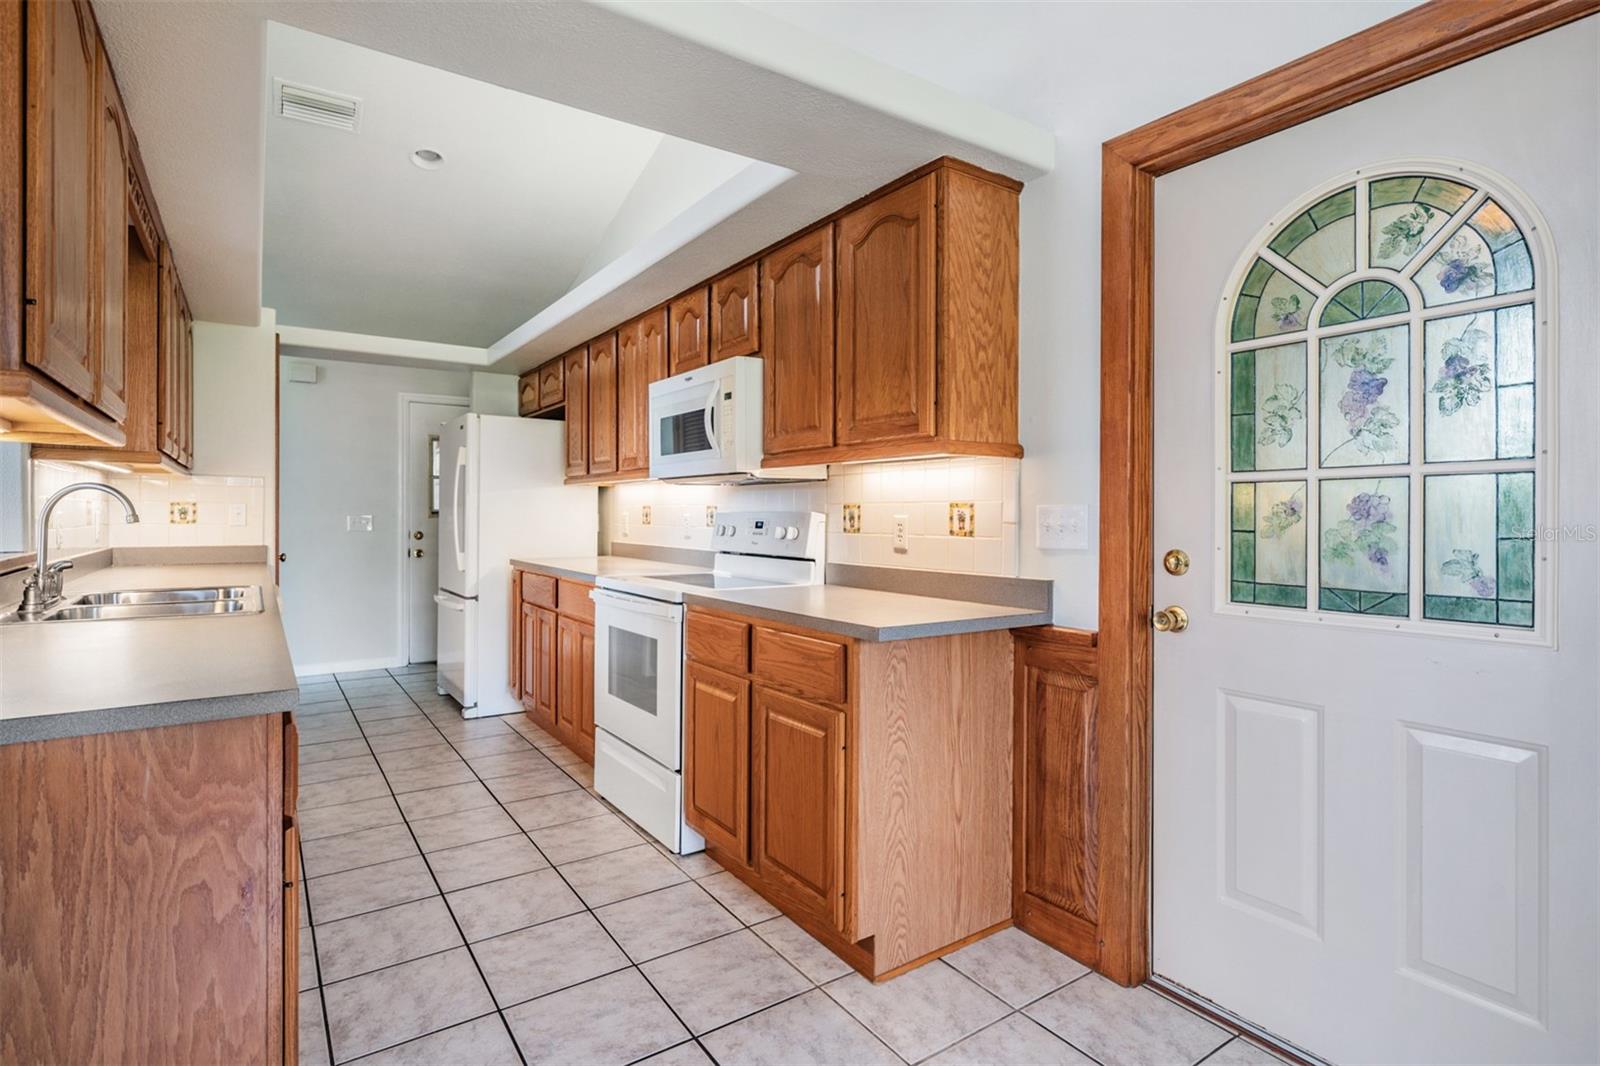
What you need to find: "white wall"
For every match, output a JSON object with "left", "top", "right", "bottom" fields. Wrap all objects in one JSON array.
[
  {"left": 193, "top": 307, "right": 279, "bottom": 558},
  {"left": 747, "top": 0, "right": 1418, "bottom": 625},
  {"left": 277, "top": 355, "right": 470, "bottom": 672}
]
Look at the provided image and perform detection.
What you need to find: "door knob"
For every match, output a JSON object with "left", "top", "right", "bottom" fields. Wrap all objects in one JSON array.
[
  {"left": 410, "top": 548, "right": 425, "bottom": 559},
  {"left": 1152, "top": 605, "right": 1189, "bottom": 633},
  {"left": 277, "top": 552, "right": 287, "bottom": 562},
  {"left": 412, "top": 530, "right": 425, "bottom": 541},
  {"left": 1162, "top": 549, "right": 1190, "bottom": 576}
]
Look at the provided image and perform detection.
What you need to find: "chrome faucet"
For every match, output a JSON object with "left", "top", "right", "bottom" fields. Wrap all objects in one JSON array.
[{"left": 20, "top": 482, "right": 140, "bottom": 615}]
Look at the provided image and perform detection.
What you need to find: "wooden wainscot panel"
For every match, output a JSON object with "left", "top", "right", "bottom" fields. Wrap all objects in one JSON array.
[
  {"left": 1012, "top": 626, "right": 1102, "bottom": 967},
  {"left": 685, "top": 609, "right": 750, "bottom": 674},
  {"left": 710, "top": 261, "right": 759, "bottom": 362},
  {"left": 751, "top": 625, "right": 847, "bottom": 704}
]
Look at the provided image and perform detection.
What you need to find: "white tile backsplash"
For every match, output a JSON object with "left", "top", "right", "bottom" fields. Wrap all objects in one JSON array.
[
  {"left": 31, "top": 461, "right": 110, "bottom": 554},
  {"left": 108, "top": 473, "right": 267, "bottom": 547},
  {"left": 600, "top": 456, "right": 1021, "bottom": 577}
]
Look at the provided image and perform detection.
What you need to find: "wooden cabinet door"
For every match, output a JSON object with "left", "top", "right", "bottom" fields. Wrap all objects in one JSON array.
[
  {"left": 518, "top": 600, "right": 536, "bottom": 707},
  {"left": 760, "top": 227, "right": 835, "bottom": 455},
  {"left": 557, "top": 616, "right": 595, "bottom": 755},
  {"left": 535, "top": 607, "right": 558, "bottom": 730},
  {"left": 509, "top": 572, "right": 523, "bottom": 696},
  {"left": 156, "top": 251, "right": 180, "bottom": 461},
  {"left": 835, "top": 174, "right": 938, "bottom": 446},
  {"left": 711, "top": 262, "right": 759, "bottom": 362},
  {"left": 25, "top": 0, "right": 99, "bottom": 402},
  {"left": 587, "top": 332, "right": 617, "bottom": 476},
  {"left": 616, "top": 309, "right": 668, "bottom": 476},
  {"left": 517, "top": 371, "right": 539, "bottom": 417},
  {"left": 684, "top": 661, "right": 750, "bottom": 861},
  {"left": 563, "top": 346, "right": 588, "bottom": 477},
  {"left": 178, "top": 304, "right": 193, "bottom": 465},
  {"left": 752, "top": 686, "right": 847, "bottom": 930},
  {"left": 669, "top": 287, "right": 709, "bottom": 375},
  {"left": 538, "top": 359, "right": 564, "bottom": 409},
  {"left": 94, "top": 52, "right": 128, "bottom": 422}
]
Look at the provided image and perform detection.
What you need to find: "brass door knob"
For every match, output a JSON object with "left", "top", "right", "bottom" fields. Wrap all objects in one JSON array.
[
  {"left": 277, "top": 552, "right": 287, "bottom": 562},
  {"left": 412, "top": 530, "right": 425, "bottom": 541},
  {"left": 409, "top": 548, "right": 425, "bottom": 559},
  {"left": 1152, "top": 605, "right": 1189, "bottom": 633},
  {"left": 1163, "top": 549, "right": 1190, "bottom": 576}
]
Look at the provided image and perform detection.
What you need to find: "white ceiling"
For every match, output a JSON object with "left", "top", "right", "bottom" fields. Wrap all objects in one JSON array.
[
  {"left": 263, "top": 24, "right": 751, "bottom": 348},
  {"left": 93, "top": 1, "right": 1056, "bottom": 371}
]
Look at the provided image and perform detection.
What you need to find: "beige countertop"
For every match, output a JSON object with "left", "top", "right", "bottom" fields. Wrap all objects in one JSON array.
[
  {"left": 683, "top": 584, "right": 1051, "bottom": 641},
  {"left": 510, "top": 555, "right": 708, "bottom": 583},
  {"left": 0, "top": 560, "right": 298, "bottom": 744}
]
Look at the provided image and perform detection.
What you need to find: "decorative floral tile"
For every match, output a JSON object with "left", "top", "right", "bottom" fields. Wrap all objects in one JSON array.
[
  {"left": 842, "top": 503, "right": 861, "bottom": 535},
  {"left": 641, "top": 505, "right": 652, "bottom": 526},
  {"left": 169, "top": 501, "right": 197, "bottom": 524},
  {"left": 948, "top": 502, "right": 975, "bottom": 538}
]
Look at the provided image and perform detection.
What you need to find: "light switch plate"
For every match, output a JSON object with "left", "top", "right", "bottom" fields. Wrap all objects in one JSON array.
[
  {"left": 347, "top": 514, "right": 373, "bottom": 533},
  {"left": 227, "top": 503, "right": 247, "bottom": 527},
  {"left": 1037, "top": 504, "right": 1089, "bottom": 550}
]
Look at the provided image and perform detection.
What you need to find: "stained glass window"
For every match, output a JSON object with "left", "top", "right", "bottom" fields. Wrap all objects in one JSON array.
[{"left": 1222, "top": 167, "right": 1545, "bottom": 636}]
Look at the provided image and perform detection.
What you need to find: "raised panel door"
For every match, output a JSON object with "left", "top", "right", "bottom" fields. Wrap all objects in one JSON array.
[
  {"left": 94, "top": 54, "right": 128, "bottom": 422},
  {"left": 669, "top": 287, "right": 709, "bottom": 375},
  {"left": 178, "top": 305, "right": 193, "bottom": 465},
  {"left": 26, "top": 0, "right": 98, "bottom": 401},
  {"left": 617, "top": 309, "right": 668, "bottom": 476},
  {"left": 518, "top": 601, "right": 536, "bottom": 708},
  {"left": 684, "top": 661, "right": 750, "bottom": 860},
  {"left": 155, "top": 253, "right": 180, "bottom": 461},
  {"left": 835, "top": 174, "right": 938, "bottom": 445},
  {"left": 517, "top": 371, "right": 539, "bottom": 417},
  {"left": 535, "top": 606, "right": 558, "bottom": 730},
  {"left": 753, "top": 686, "right": 846, "bottom": 930},
  {"left": 563, "top": 346, "right": 588, "bottom": 477},
  {"left": 538, "top": 359, "right": 564, "bottom": 409},
  {"left": 760, "top": 227, "right": 835, "bottom": 455},
  {"left": 711, "top": 262, "right": 759, "bottom": 361},
  {"left": 587, "top": 332, "right": 617, "bottom": 476}
]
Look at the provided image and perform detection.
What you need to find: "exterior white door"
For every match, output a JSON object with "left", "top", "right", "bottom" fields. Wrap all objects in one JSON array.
[
  {"left": 1152, "top": 21, "right": 1596, "bottom": 1065},
  {"left": 403, "top": 398, "right": 466, "bottom": 664}
]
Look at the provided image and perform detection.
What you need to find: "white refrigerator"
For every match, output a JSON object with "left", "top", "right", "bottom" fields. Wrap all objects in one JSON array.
[{"left": 436, "top": 415, "right": 597, "bottom": 717}]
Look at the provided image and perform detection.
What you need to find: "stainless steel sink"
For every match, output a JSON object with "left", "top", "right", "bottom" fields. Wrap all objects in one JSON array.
[{"left": 0, "top": 585, "right": 265, "bottom": 625}]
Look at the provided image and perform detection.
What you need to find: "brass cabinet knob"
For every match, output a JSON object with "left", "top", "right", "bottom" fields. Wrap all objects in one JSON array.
[
  {"left": 1162, "top": 549, "right": 1190, "bottom": 576},
  {"left": 1152, "top": 605, "right": 1189, "bottom": 633},
  {"left": 412, "top": 530, "right": 425, "bottom": 541}
]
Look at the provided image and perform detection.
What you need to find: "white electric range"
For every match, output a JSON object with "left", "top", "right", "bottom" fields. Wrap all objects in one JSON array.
[{"left": 591, "top": 510, "right": 826, "bottom": 853}]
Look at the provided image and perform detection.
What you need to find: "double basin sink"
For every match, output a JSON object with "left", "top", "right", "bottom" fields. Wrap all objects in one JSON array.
[{"left": 0, "top": 585, "right": 265, "bottom": 625}]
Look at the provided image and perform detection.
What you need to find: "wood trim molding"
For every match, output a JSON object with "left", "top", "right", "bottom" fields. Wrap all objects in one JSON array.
[{"left": 1095, "top": 0, "right": 1599, "bottom": 987}]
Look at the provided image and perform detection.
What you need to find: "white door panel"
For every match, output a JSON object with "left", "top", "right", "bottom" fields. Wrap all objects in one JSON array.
[
  {"left": 404, "top": 398, "right": 466, "bottom": 664},
  {"left": 1152, "top": 21, "right": 1596, "bottom": 1064}
]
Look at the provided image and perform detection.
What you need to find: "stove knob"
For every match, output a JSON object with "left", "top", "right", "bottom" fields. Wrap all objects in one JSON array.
[{"left": 784, "top": 525, "right": 799, "bottom": 541}]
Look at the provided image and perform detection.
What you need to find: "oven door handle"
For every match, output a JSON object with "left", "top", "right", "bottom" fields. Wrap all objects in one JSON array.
[{"left": 591, "top": 588, "right": 684, "bottom": 622}]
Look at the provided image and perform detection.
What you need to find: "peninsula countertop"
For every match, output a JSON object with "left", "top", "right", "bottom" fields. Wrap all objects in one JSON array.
[
  {"left": 682, "top": 584, "right": 1051, "bottom": 641},
  {"left": 0, "top": 560, "right": 297, "bottom": 744}
]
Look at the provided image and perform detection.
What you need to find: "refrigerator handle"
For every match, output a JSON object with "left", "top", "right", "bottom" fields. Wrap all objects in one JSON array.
[
  {"left": 451, "top": 444, "right": 468, "bottom": 575},
  {"left": 434, "top": 593, "right": 466, "bottom": 611}
]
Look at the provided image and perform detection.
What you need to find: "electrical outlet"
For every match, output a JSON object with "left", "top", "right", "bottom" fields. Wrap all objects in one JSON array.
[
  {"left": 892, "top": 513, "right": 910, "bottom": 552},
  {"left": 1036, "top": 504, "right": 1089, "bottom": 550},
  {"left": 680, "top": 508, "right": 694, "bottom": 528},
  {"left": 227, "top": 503, "right": 247, "bottom": 527}
]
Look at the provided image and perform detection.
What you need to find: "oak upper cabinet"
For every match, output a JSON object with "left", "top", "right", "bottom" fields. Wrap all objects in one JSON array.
[
  {"left": 752, "top": 685, "right": 847, "bottom": 931},
  {"left": 684, "top": 661, "right": 751, "bottom": 861},
  {"left": 517, "top": 371, "right": 539, "bottom": 417},
  {"left": 25, "top": 0, "right": 99, "bottom": 404},
  {"left": 587, "top": 332, "right": 618, "bottom": 476},
  {"left": 93, "top": 47, "right": 128, "bottom": 423},
  {"left": 668, "top": 287, "right": 710, "bottom": 375},
  {"left": 563, "top": 345, "right": 588, "bottom": 478},
  {"left": 710, "top": 262, "right": 759, "bottom": 362},
  {"left": 836, "top": 173, "right": 937, "bottom": 445},
  {"left": 156, "top": 246, "right": 184, "bottom": 464},
  {"left": 616, "top": 308, "right": 667, "bottom": 477},
  {"left": 760, "top": 227, "right": 835, "bottom": 456},
  {"left": 539, "top": 359, "right": 564, "bottom": 410}
]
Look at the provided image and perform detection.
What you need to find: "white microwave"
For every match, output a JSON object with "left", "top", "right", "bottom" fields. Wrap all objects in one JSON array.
[{"left": 647, "top": 356, "right": 826, "bottom": 484}]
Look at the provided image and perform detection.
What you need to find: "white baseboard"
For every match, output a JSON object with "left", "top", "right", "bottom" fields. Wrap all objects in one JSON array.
[{"left": 294, "top": 655, "right": 407, "bottom": 679}]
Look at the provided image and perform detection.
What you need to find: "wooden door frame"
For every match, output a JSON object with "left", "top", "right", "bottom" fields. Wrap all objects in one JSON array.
[{"left": 1094, "top": 0, "right": 1598, "bottom": 986}]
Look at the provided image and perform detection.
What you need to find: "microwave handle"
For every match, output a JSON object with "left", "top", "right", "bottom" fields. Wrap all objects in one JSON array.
[{"left": 703, "top": 383, "right": 719, "bottom": 456}]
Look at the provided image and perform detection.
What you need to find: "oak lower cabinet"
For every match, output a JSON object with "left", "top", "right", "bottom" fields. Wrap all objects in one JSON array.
[
  {"left": 0, "top": 711, "right": 299, "bottom": 1064},
  {"left": 512, "top": 568, "right": 595, "bottom": 763},
  {"left": 684, "top": 607, "right": 1015, "bottom": 980}
]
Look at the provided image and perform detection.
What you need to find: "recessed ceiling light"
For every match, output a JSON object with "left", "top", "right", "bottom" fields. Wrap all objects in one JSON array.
[{"left": 411, "top": 148, "right": 445, "bottom": 170}]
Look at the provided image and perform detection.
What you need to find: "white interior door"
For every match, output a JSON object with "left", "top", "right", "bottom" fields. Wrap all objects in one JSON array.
[
  {"left": 1152, "top": 21, "right": 1596, "bottom": 1064},
  {"left": 404, "top": 398, "right": 466, "bottom": 664}
]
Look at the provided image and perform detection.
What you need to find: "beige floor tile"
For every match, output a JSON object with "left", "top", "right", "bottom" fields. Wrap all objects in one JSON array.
[
  {"left": 357, "top": 715, "right": 432, "bottom": 737},
  {"left": 297, "top": 796, "right": 404, "bottom": 841},
  {"left": 366, "top": 730, "right": 451, "bottom": 755},
  {"left": 395, "top": 781, "right": 497, "bottom": 820},
  {"left": 635, "top": 1042, "right": 715, "bottom": 1066},
  {"left": 452, "top": 734, "right": 538, "bottom": 758},
  {"left": 299, "top": 989, "right": 331, "bottom": 1066},
  {"left": 504, "top": 967, "right": 689, "bottom": 1065},
  {"left": 385, "top": 760, "right": 479, "bottom": 795},
  {"left": 503, "top": 789, "right": 608, "bottom": 830},
  {"left": 300, "top": 754, "right": 381, "bottom": 785},
  {"left": 314, "top": 896, "right": 462, "bottom": 983},
  {"left": 751, "top": 916, "right": 854, "bottom": 984},
  {"left": 641, "top": 929, "right": 810, "bottom": 1035},
  {"left": 373, "top": 744, "right": 461, "bottom": 770},
  {"left": 1023, "top": 975, "right": 1229, "bottom": 1066},
  {"left": 926, "top": 1013, "right": 1095, "bottom": 1066},
  {"left": 945, "top": 927, "right": 1091, "bottom": 1008},
  {"left": 307, "top": 855, "right": 438, "bottom": 924},
  {"left": 540, "top": 744, "right": 588, "bottom": 768},
  {"left": 301, "top": 823, "right": 418, "bottom": 878},
  {"left": 473, "top": 912, "right": 629, "bottom": 1008},
  {"left": 701, "top": 988, "right": 900, "bottom": 1065},
  {"left": 298, "top": 698, "right": 353, "bottom": 716},
  {"left": 654, "top": 844, "right": 724, "bottom": 879},
  {"left": 698, "top": 870, "right": 780, "bottom": 924},
  {"left": 298, "top": 720, "right": 363, "bottom": 744},
  {"left": 530, "top": 812, "right": 643, "bottom": 864},
  {"left": 446, "top": 868, "right": 583, "bottom": 942},
  {"left": 563, "top": 762, "right": 595, "bottom": 788},
  {"left": 824, "top": 962, "right": 1009, "bottom": 1062},
  {"left": 299, "top": 879, "right": 310, "bottom": 927},
  {"left": 436, "top": 719, "right": 515, "bottom": 741},
  {"left": 298, "top": 773, "right": 392, "bottom": 811},
  {"left": 300, "top": 739, "right": 371, "bottom": 764},
  {"left": 595, "top": 881, "right": 742, "bottom": 962},
  {"left": 350, "top": 1015, "right": 520, "bottom": 1065},
  {"left": 426, "top": 834, "right": 549, "bottom": 893},
  {"left": 467, "top": 750, "right": 556, "bottom": 780},
  {"left": 1202, "top": 1037, "right": 1291, "bottom": 1065},
  {"left": 298, "top": 926, "right": 318, "bottom": 990},
  {"left": 322, "top": 947, "right": 494, "bottom": 1062},
  {"left": 409, "top": 805, "right": 520, "bottom": 853},
  {"left": 560, "top": 843, "right": 689, "bottom": 907},
  {"left": 485, "top": 768, "right": 582, "bottom": 804}
]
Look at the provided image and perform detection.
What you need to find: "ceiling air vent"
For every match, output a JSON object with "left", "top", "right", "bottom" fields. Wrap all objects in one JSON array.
[{"left": 274, "top": 79, "right": 361, "bottom": 132}]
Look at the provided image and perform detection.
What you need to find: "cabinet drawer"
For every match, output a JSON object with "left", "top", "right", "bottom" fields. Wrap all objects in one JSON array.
[
  {"left": 752, "top": 626, "right": 847, "bottom": 704},
  {"left": 687, "top": 611, "right": 750, "bottom": 674},
  {"left": 557, "top": 579, "right": 595, "bottom": 623},
  {"left": 520, "top": 571, "right": 557, "bottom": 609}
]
